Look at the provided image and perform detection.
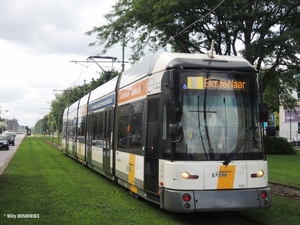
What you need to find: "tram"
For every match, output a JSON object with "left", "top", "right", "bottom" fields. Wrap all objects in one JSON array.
[{"left": 61, "top": 49, "right": 274, "bottom": 212}]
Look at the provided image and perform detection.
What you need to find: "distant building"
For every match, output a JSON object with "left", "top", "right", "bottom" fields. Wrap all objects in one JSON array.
[
  {"left": 0, "top": 121, "right": 5, "bottom": 133},
  {"left": 279, "top": 75, "right": 300, "bottom": 140},
  {"left": 5, "top": 118, "right": 19, "bottom": 132}
]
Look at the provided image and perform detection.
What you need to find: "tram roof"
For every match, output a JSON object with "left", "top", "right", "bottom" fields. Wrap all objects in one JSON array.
[
  {"left": 120, "top": 52, "right": 256, "bottom": 88},
  {"left": 89, "top": 76, "right": 118, "bottom": 104}
]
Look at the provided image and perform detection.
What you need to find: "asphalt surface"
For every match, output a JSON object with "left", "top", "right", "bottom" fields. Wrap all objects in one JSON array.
[{"left": 0, "top": 133, "right": 25, "bottom": 175}]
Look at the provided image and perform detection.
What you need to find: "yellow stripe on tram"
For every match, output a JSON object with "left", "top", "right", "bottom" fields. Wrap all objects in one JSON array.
[
  {"left": 128, "top": 154, "right": 135, "bottom": 185},
  {"left": 217, "top": 165, "right": 236, "bottom": 189}
]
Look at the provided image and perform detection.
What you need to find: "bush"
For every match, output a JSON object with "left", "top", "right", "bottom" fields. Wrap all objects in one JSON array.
[{"left": 265, "top": 136, "right": 296, "bottom": 155}]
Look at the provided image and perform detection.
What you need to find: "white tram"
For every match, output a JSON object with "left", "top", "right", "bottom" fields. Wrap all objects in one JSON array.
[{"left": 62, "top": 51, "right": 273, "bottom": 212}]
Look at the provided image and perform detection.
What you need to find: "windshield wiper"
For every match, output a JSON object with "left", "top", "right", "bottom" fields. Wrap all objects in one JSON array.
[
  {"left": 223, "top": 126, "right": 258, "bottom": 165},
  {"left": 197, "top": 95, "right": 208, "bottom": 160}
]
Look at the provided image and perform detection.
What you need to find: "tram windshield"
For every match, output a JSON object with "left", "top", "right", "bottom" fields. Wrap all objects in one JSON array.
[{"left": 175, "top": 70, "right": 263, "bottom": 161}]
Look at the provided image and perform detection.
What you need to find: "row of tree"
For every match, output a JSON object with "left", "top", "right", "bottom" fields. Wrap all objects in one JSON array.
[
  {"left": 33, "top": 71, "right": 119, "bottom": 137},
  {"left": 35, "top": 0, "right": 300, "bottom": 135}
]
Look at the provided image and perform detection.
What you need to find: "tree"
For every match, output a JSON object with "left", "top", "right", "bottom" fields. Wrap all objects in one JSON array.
[
  {"left": 86, "top": 0, "right": 300, "bottom": 106},
  {"left": 41, "top": 70, "right": 120, "bottom": 136}
]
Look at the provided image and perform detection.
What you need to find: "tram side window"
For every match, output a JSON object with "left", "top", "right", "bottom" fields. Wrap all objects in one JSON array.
[
  {"left": 90, "top": 112, "right": 104, "bottom": 145},
  {"left": 129, "top": 100, "right": 145, "bottom": 155},
  {"left": 117, "top": 104, "right": 130, "bottom": 151},
  {"left": 73, "top": 118, "right": 77, "bottom": 141},
  {"left": 67, "top": 119, "right": 74, "bottom": 140},
  {"left": 62, "top": 121, "right": 67, "bottom": 139},
  {"left": 146, "top": 97, "right": 160, "bottom": 157},
  {"left": 105, "top": 110, "right": 113, "bottom": 150},
  {"left": 78, "top": 116, "right": 86, "bottom": 143},
  {"left": 117, "top": 101, "right": 145, "bottom": 155}
]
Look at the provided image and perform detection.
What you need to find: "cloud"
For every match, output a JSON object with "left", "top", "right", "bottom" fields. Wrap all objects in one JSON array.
[
  {"left": 0, "top": 0, "right": 112, "bottom": 56},
  {"left": 0, "top": 0, "right": 121, "bottom": 127}
]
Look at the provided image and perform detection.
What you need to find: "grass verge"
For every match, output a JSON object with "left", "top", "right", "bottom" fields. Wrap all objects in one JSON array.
[
  {"left": 0, "top": 137, "right": 188, "bottom": 225},
  {"left": 0, "top": 137, "right": 299, "bottom": 224},
  {"left": 267, "top": 151, "right": 300, "bottom": 188}
]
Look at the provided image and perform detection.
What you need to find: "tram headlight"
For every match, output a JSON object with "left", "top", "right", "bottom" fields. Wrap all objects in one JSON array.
[
  {"left": 181, "top": 172, "right": 190, "bottom": 179},
  {"left": 181, "top": 172, "right": 199, "bottom": 179},
  {"left": 251, "top": 170, "right": 264, "bottom": 178}
]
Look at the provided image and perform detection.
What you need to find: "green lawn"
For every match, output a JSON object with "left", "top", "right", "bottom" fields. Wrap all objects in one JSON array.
[
  {"left": 0, "top": 137, "right": 299, "bottom": 225},
  {"left": 0, "top": 137, "right": 187, "bottom": 225},
  {"left": 267, "top": 151, "right": 300, "bottom": 188}
]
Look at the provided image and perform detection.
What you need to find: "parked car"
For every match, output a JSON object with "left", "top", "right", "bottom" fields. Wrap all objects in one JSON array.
[
  {"left": 0, "top": 135, "right": 9, "bottom": 150},
  {"left": 92, "top": 140, "right": 109, "bottom": 149},
  {"left": 290, "top": 137, "right": 300, "bottom": 142},
  {"left": 2, "top": 132, "right": 15, "bottom": 146}
]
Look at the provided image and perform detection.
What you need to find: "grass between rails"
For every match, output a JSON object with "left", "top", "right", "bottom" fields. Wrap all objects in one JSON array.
[
  {"left": 0, "top": 137, "right": 188, "bottom": 225},
  {"left": 0, "top": 137, "right": 299, "bottom": 225}
]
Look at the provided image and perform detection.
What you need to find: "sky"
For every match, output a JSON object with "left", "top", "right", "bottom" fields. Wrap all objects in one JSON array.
[{"left": 0, "top": 0, "right": 131, "bottom": 128}]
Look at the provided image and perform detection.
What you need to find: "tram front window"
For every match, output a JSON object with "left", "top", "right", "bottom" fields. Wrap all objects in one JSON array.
[{"left": 174, "top": 71, "right": 263, "bottom": 161}]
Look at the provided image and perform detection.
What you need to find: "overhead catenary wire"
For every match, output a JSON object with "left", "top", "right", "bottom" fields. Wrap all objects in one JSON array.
[
  {"left": 71, "top": 62, "right": 93, "bottom": 87},
  {"left": 172, "top": 0, "right": 226, "bottom": 41},
  {"left": 73, "top": 0, "right": 226, "bottom": 84},
  {"left": 141, "top": 0, "right": 227, "bottom": 57}
]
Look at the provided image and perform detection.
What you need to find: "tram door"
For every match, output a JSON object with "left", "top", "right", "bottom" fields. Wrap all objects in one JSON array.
[
  {"left": 103, "top": 108, "right": 113, "bottom": 173},
  {"left": 144, "top": 96, "right": 160, "bottom": 194},
  {"left": 86, "top": 113, "right": 93, "bottom": 164}
]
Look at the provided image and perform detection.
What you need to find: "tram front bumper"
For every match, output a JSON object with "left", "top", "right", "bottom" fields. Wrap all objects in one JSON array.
[{"left": 161, "top": 187, "right": 271, "bottom": 212}]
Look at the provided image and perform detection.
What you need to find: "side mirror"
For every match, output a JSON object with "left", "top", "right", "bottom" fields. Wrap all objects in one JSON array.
[
  {"left": 259, "top": 103, "right": 269, "bottom": 122},
  {"left": 173, "top": 101, "right": 182, "bottom": 122},
  {"left": 169, "top": 124, "right": 181, "bottom": 136},
  {"left": 169, "top": 124, "right": 182, "bottom": 143}
]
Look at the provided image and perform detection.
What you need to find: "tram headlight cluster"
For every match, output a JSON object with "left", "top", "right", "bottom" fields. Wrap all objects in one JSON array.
[
  {"left": 181, "top": 171, "right": 199, "bottom": 179},
  {"left": 251, "top": 170, "right": 264, "bottom": 178}
]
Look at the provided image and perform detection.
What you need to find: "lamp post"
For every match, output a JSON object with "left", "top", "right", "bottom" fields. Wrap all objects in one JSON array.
[
  {"left": 42, "top": 107, "right": 53, "bottom": 139},
  {"left": 48, "top": 102, "right": 65, "bottom": 141},
  {"left": 39, "top": 113, "right": 48, "bottom": 136},
  {"left": 55, "top": 102, "right": 67, "bottom": 141},
  {"left": 53, "top": 89, "right": 71, "bottom": 142}
]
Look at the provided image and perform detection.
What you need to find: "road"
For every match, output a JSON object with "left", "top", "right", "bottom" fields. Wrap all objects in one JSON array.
[{"left": 0, "top": 134, "right": 25, "bottom": 175}]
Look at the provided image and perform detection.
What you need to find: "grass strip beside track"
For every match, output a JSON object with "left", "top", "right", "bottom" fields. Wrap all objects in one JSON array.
[
  {"left": 0, "top": 137, "right": 187, "bottom": 225},
  {"left": 268, "top": 152, "right": 300, "bottom": 188},
  {"left": 0, "top": 137, "right": 300, "bottom": 225}
]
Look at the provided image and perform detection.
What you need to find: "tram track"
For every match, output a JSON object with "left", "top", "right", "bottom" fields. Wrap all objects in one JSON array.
[{"left": 269, "top": 182, "right": 300, "bottom": 201}]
